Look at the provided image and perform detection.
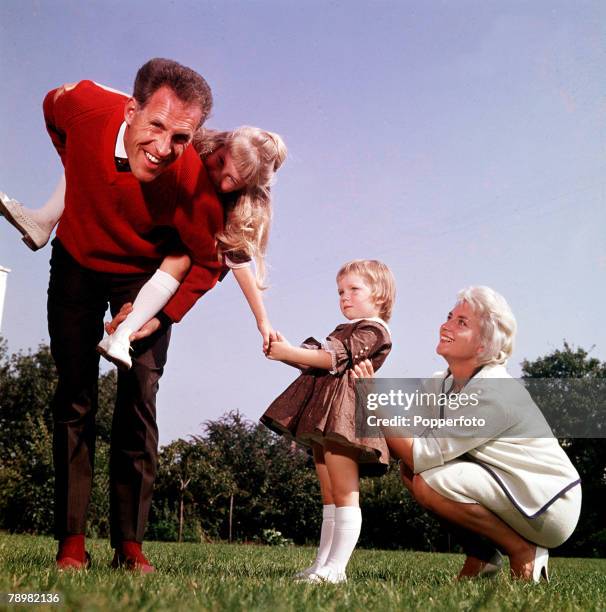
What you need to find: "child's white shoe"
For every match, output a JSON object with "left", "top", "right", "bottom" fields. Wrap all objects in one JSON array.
[
  {"left": 303, "top": 566, "right": 347, "bottom": 584},
  {"left": 0, "top": 191, "right": 52, "bottom": 251},
  {"left": 293, "top": 565, "right": 319, "bottom": 581},
  {"left": 96, "top": 329, "right": 132, "bottom": 370}
]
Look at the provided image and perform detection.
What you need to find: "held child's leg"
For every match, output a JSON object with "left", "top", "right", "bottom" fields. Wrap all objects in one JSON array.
[
  {"left": 30, "top": 173, "right": 66, "bottom": 228},
  {"left": 0, "top": 174, "right": 65, "bottom": 250},
  {"left": 310, "top": 441, "right": 361, "bottom": 583},
  {"left": 97, "top": 254, "right": 190, "bottom": 369},
  {"left": 117, "top": 254, "right": 189, "bottom": 332},
  {"left": 294, "top": 444, "right": 336, "bottom": 579}
]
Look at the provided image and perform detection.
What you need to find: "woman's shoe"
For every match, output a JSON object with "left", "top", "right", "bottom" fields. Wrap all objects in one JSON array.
[
  {"left": 478, "top": 550, "right": 503, "bottom": 577},
  {"left": 0, "top": 191, "right": 52, "bottom": 250},
  {"left": 532, "top": 546, "right": 549, "bottom": 583},
  {"left": 457, "top": 551, "right": 503, "bottom": 579}
]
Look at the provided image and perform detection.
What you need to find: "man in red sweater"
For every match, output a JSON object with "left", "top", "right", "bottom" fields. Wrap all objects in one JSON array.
[{"left": 45, "top": 58, "right": 223, "bottom": 572}]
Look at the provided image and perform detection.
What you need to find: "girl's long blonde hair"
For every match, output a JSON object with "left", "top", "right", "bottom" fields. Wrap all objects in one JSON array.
[{"left": 194, "top": 126, "right": 287, "bottom": 288}]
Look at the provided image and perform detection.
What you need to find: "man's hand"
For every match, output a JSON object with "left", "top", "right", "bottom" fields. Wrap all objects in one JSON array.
[
  {"left": 53, "top": 82, "right": 78, "bottom": 102},
  {"left": 105, "top": 303, "right": 133, "bottom": 335},
  {"left": 130, "top": 317, "right": 161, "bottom": 341},
  {"left": 104, "top": 303, "right": 161, "bottom": 341}
]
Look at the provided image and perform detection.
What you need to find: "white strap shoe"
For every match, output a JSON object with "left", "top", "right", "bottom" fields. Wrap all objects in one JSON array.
[
  {"left": 293, "top": 565, "right": 317, "bottom": 581},
  {"left": 302, "top": 566, "right": 347, "bottom": 584},
  {"left": 0, "top": 191, "right": 52, "bottom": 251},
  {"left": 96, "top": 329, "right": 132, "bottom": 370}
]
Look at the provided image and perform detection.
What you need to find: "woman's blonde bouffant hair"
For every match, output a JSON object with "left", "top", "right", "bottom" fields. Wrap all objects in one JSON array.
[
  {"left": 193, "top": 126, "right": 287, "bottom": 288},
  {"left": 336, "top": 260, "right": 397, "bottom": 322},
  {"left": 456, "top": 286, "right": 517, "bottom": 366}
]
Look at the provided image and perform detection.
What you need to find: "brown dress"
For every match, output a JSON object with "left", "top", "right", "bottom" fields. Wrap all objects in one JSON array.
[{"left": 260, "top": 318, "right": 392, "bottom": 476}]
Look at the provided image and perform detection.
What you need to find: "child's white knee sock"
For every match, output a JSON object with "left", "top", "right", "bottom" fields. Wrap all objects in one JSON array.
[
  {"left": 321, "top": 506, "right": 362, "bottom": 576},
  {"left": 309, "top": 504, "right": 335, "bottom": 572},
  {"left": 115, "top": 270, "right": 180, "bottom": 337}
]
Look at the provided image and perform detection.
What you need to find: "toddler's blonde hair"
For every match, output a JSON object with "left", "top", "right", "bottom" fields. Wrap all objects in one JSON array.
[{"left": 336, "top": 260, "right": 396, "bottom": 322}]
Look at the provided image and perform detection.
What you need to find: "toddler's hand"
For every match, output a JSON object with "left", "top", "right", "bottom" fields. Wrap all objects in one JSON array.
[
  {"left": 275, "top": 331, "right": 290, "bottom": 346},
  {"left": 266, "top": 331, "right": 291, "bottom": 361}
]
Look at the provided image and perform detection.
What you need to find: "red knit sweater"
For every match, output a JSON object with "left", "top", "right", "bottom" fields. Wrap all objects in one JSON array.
[{"left": 43, "top": 80, "right": 223, "bottom": 322}]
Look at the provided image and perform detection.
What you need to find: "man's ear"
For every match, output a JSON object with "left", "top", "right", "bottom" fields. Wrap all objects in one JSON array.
[{"left": 124, "top": 97, "right": 138, "bottom": 126}]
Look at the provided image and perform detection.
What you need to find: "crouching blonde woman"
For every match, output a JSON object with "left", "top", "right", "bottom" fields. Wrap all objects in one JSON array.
[{"left": 354, "top": 286, "right": 581, "bottom": 581}]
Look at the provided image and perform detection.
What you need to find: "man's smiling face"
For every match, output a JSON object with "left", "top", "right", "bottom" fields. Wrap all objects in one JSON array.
[{"left": 123, "top": 86, "right": 202, "bottom": 182}]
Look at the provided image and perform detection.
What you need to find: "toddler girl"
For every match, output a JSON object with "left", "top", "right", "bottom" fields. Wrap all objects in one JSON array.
[{"left": 261, "top": 259, "right": 396, "bottom": 583}]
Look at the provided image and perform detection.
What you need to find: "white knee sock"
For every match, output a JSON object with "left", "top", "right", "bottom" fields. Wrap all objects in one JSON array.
[
  {"left": 29, "top": 174, "right": 66, "bottom": 230},
  {"left": 114, "top": 270, "right": 180, "bottom": 338},
  {"left": 322, "top": 506, "right": 362, "bottom": 576},
  {"left": 309, "top": 504, "right": 335, "bottom": 572}
]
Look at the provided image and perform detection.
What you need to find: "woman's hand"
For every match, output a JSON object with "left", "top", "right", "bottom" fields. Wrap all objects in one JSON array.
[
  {"left": 353, "top": 358, "right": 376, "bottom": 400},
  {"left": 353, "top": 358, "right": 375, "bottom": 379}
]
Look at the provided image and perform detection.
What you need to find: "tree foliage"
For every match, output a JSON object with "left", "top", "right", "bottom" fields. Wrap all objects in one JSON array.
[
  {"left": 522, "top": 342, "right": 606, "bottom": 557},
  {"left": 0, "top": 339, "right": 115, "bottom": 536},
  {"left": 150, "top": 412, "right": 323, "bottom": 543}
]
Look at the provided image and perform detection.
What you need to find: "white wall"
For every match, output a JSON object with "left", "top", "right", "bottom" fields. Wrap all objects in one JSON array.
[{"left": 0, "top": 267, "right": 10, "bottom": 333}]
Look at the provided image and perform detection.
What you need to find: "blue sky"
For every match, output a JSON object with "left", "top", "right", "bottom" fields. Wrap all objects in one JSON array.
[{"left": 1, "top": 1, "right": 604, "bottom": 444}]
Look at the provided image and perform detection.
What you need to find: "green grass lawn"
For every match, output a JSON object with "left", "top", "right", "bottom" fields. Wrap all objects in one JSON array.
[{"left": 0, "top": 533, "right": 605, "bottom": 611}]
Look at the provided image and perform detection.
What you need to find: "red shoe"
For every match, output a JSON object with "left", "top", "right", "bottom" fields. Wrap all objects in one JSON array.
[
  {"left": 56, "top": 535, "right": 91, "bottom": 571},
  {"left": 56, "top": 551, "right": 91, "bottom": 571},
  {"left": 111, "top": 541, "right": 155, "bottom": 574}
]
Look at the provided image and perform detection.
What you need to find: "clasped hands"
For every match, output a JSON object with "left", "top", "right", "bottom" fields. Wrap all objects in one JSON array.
[{"left": 265, "top": 331, "right": 293, "bottom": 361}]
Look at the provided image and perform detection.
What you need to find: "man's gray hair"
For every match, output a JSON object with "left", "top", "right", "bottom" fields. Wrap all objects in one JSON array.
[{"left": 133, "top": 58, "right": 212, "bottom": 127}]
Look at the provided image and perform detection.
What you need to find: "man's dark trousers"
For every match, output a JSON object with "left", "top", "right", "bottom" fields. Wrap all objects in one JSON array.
[{"left": 48, "top": 240, "right": 171, "bottom": 547}]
